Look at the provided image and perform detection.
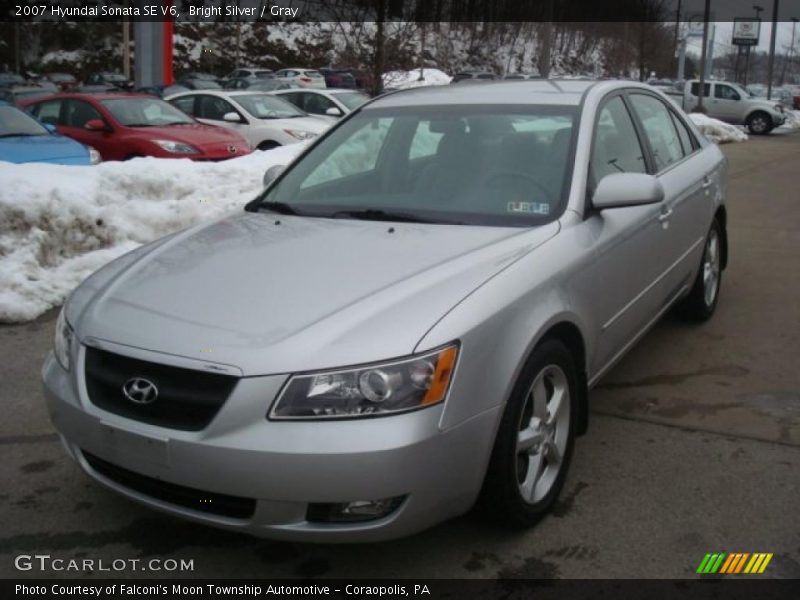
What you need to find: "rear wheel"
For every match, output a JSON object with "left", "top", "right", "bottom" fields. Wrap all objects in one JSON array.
[
  {"left": 480, "top": 339, "right": 577, "bottom": 528},
  {"left": 746, "top": 111, "right": 773, "bottom": 135},
  {"left": 678, "top": 218, "right": 723, "bottom": 321}
]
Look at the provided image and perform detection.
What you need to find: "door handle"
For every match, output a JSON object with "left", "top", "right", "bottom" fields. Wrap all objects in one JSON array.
[
  {"left": 658, "top": 207, "right": 673, "bottom": 222},
  {"left": 701, "top": 178, "right": 713, "bottom": 189}
]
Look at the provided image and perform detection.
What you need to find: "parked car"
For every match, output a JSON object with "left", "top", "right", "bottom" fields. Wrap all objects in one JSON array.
[
  {"left": 43, "top": 80, "right": 727, "bottom": 542},
  {"left": 222, "top": 78, "right": 295, "bottom": 92},
  {"left": 790, "top": 86, "right": 800, "bottom": 110},
  {"left": 271, "top": 88, "right": 370, "bottom": 120},
  {"left": 452, "top": 70, "right": 497, "bottom": 83},
  {"left": 177, "top": 77, "right": 223, "bottom": 91},
  {"left": 136, "top": 84, "right": 190, "bottom": 98},
  {"left": 21, "top": 93, "right": 251, "bottom": 161},
  {"left": 319, "top": 68, "right": 357, "bottom": 89},
  {"left": 43, "top": 73, "right": 80, "bottom": 91},
  {"left": 0, "top": 100, "right": 100, "bottom": 165},
  {"left": 166, "top": 90, "right": 328, "bottom": 150},
  {"left": 274, "top": 68, "right": 327, "bottom": 89},
  {"left": 665, "top": 79, "right": 786, "bottom": 134},
  {"left": 504, "top": 73, "right": 539, "bottom": 80},
  {"left": 224, "top": 67, "right": 274, "bottom": 80},
  {"left": 0, "top": 72, "right": 26, "bottom": 88},
  {"left": 0, "top": 84, "right": 57, "bottom": 105},
  {"left": 86, "top": 72, "right": 133, "bottom": 90}
]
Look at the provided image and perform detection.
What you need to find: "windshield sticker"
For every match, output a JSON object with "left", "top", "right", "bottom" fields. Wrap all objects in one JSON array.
[{"left": 507, "top": 201, "right": 550, "bottom": 215}]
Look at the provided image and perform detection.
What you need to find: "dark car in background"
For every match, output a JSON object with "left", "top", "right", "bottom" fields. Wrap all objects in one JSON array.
[
  {"left": 44, "top": 73, "right": 80, "bottom": 91},
  {"left": 178, "top": 73, "right": 224, "bottom": 90},
  {"left": 86, "top": 72, "right": 133, "bottom": 90},
  {"left": 21, "top": 92, "right": 251, "bottom": 161},
  {"left": 452, "top": 70, "right": 497, "bottom": 83},
  {"left": 0, "top": 85, "right": 57, "bottom": 106},
  {"left": 222, "top": 78, "right": 295, "bottom": 91},
  {"left": 319, "top": 68, "right": 357, "bottom": 89},
  {"left": 0, "top": 72, "right": 26, "bottom": 88},
  {"left": 136, "top": 84, "right": 191, "bottom": 98}
]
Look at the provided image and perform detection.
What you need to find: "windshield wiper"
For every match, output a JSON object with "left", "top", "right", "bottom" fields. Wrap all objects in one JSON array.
[
  {"left": 254, "top": 201, "right": 300, "bottom": 216},
  {"left": 330, "top": 209, "right": 445, "bottom": 224},
  {"left": 0, "top": 133, "right": 43, "bottom": 138},
  {"left": 160, "top": 121, "right": 193, "bottom": 126},
  {"left": 124, "top": 123, "right": 156, "bottom": 128}
]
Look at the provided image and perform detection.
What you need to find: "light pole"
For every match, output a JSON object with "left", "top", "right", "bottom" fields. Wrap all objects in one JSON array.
[
  {"left": 745, "top": 4, "right": 764, "bottom": 86},
  {"left": 696, "top": 0, "right": 711, "bottom": 112},
  {"left": 766, "top": 0, "right": 779, "bottom": 99},
  {"left": 780, "top": 17, "right": 798, "bottom": 85}
]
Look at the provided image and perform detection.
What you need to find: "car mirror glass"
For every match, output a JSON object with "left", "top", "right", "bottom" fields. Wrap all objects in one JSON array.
[
  {"left": 84, "top": 119, "right": 107, "bottom": 131},
  {"left": 223, "top": 112, "right": 242, "bottom": 123},
  {"left": 592, "top": 173, "right": 665, "bottom": 210},
  {"left": 325, "top": 107, "right": 343, "bottom": 117},
  {"left": 263, "top": 164, "right": 286, "bottom": 187}
]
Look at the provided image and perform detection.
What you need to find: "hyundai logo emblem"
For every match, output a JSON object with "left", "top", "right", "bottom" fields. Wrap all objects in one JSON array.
[
  {"left": 122, "top": 378, "right": 158, "bottom": 405},
  {"left": 228, "top": 145, "right": 238, "bottom": 153}
]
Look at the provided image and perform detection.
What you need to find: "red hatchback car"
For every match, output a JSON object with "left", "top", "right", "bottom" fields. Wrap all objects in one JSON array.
[{"left": 21, "top": 93, "right": 251, "bottom": 161}]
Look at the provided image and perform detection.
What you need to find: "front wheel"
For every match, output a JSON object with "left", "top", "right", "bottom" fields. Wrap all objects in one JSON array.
[
  {"left": 479, "top": 339, "right": 577, "bottom": 528},
  {"left": 678, "top": 219, "right": 723, "bottom": 321},
  {"left": 746, "top": 111, "right": 773, "bottom": 135}
]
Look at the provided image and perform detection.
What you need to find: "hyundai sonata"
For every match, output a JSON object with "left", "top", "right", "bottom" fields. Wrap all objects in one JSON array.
[{"left": 43, "top": 80, "right": 727, "bottom": 542}]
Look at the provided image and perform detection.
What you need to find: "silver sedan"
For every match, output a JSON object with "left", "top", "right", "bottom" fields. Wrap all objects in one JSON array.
[{"left": 43, "top": 80, "right": 727, "bottom": 542}]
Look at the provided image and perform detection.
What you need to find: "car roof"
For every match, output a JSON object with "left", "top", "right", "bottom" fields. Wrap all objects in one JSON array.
[{"left": 369, "top": 79, "right": 599, "bottom": 108}]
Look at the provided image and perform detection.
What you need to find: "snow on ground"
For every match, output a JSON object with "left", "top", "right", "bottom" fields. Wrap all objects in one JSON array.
[
  {"left": 383, "top": 68, "right": 452, "bottom": 89},
  {"left": 0, "top": 145, "right": 304, "bottom": 323},
  {"left": 781, "top": 110, "right": 800, "bottom": 130},
  {"left": 688, "top": 113, "right": 749, "bottom": 144}
]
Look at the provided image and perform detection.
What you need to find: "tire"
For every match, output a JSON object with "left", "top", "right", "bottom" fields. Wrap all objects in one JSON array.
[
  {"left": 678, "top": 218, "right": 723, "bottom": 321},
  {"left": 479, "top": 339, "right": 578, "bottom": 528},
  {"left": 746, "top": 111, "right": 773, "bottom": 135},
  {"left": 257, "top": 141, "right": 280, "bottom": 151}
]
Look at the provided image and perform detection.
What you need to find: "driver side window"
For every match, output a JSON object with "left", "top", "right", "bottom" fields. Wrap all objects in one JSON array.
[
  {"left": 715, "top": 85, "right": 740, "bottom": 101},
  {"left": 591, "top": 96, "right": 647, "bottom": 184},
  {"left": 197, "top": 95, "right": 235, "bottom": 121}
]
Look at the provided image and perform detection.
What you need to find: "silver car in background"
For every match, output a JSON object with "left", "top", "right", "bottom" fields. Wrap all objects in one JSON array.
[{"left": 43, "top": 80, "right": 727, "bottom": 542}]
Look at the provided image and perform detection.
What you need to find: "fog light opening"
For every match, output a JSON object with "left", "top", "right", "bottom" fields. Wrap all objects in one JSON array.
[{"left": 306, "top": 495, "right": 406, "bottom": 523}]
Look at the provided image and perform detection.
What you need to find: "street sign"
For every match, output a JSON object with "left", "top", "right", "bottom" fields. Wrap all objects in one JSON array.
[
  {"left": 686, "top": 14, "right": 706, "bottom": 37},
  {"left": 732, "top": 18, "right": 761, "bottom": 46}
]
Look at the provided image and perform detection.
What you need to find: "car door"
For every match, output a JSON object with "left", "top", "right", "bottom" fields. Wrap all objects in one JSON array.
[
  {"left": 709, "top": 83, "right": 743, "bottom": 123},
  {"left": 59, "top": 99, "right": 119, "bottom": 160},
  {"left": 576, "top": 93, "right": 675, "bottom": 375},
  {"left": 627, "top": 92, "right": 711, "bottom": 298}
]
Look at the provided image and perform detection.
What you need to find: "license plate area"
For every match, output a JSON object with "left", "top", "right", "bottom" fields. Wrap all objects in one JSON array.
[{"left": 100, "top": 422, "right": 169, "bottom": 470}]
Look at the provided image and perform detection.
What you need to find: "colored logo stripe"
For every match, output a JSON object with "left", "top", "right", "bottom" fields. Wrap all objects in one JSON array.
[{"left": 698, "top": 553, "right": 773, "bottom": 574}]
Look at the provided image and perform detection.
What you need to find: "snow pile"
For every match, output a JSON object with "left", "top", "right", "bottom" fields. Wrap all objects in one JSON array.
[
  {"left": 688, "top": 113, "right": 749, "bottom": 144},
  {"left": 383, "top": 68, "right": 452, "bottom": 89},
  {"left": 0, "top": 145, "right": 304, "bottom": 323},
  {"left": 781, "top": 110, "right": 800, "bottom": 130}
]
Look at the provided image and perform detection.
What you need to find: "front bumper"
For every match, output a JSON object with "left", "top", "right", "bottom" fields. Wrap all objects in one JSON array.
[{"left": 42, "top": 345, "right": 500, "bottom": 542}]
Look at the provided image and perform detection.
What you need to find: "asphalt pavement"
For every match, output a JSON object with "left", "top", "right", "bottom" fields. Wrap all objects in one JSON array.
[{"left": 1, "top": 129, "right": 798, "bottom": 580}]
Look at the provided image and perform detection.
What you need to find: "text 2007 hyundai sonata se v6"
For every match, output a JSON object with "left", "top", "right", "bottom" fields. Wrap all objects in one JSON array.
[{"left": 43, "top": 80, "right": 728, "bottom": 542}]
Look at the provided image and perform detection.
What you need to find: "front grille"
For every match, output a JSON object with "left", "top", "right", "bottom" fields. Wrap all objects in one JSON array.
[
  {"left": 84, "top": 347, "right": 238, "bottom": 431},
  {"left": 82, "top": 451, "right": 256, "bottom": 519}
]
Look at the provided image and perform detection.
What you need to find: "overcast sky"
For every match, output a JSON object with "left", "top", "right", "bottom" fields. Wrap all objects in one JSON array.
[{"left": 685, "top": 21, "right": 800, "bottom": 56}]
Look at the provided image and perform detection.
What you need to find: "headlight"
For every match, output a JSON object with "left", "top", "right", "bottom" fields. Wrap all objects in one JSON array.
[
  {"left": 54, "top": 306, "right": 73, "bottom": 371},
  {"left": 283, "top": 128, "right": 317, "bottom": 141},
  {"left": 153, "top": 139, "right": 199, "bottom": 154},
  {"left": 270, "top": 344, "right": 459, "bottom": 420},
  {"left": 87, "top": 146, "right": 102, "bottom": 164}
]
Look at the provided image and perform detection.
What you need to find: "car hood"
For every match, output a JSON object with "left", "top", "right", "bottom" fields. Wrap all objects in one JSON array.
[
  {"left": 0, "top": 134, "right": 87, "bottom": 164},
  {"left": 129, "top": 122, "right": 246, "bottom": 146},
  {"left": 74, "top": 213, "right": 558, "bottom": 376},
  {"left": 252, "top": 116, "right": 329, "bottom": 133}
]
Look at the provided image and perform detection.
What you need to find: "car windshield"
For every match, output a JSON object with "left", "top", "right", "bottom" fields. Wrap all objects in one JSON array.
[
  {"left": 191, "top": 79, "right": 221, "bottom": 90},
  {"left": 104, "top": 73, "right": 127, "bottom": 82},
  {"left": 0, "top": 105, "right": 48, "bottom": 137},
  {"left": 332, "top": 91, "right": 370, "bottom": 110},
  {"left": 256, "top": 71, "right": 274, "bottom": 78},
  {"left": 253, "top": 105, "right": 577, "bottom": 226},
  {"left": 101, "top": 97, "right": 195, "bottom": 126},
  {"left": 13, "top": 89, "right": 53, "bottom": 100},
  {"left": 235, "top": 94, "right": 305, "bottom": 119},
  {"left": 49, "top": 73, "right": 75, "bottom": 82},
  {"left": 248, "top": 80, "right": 285, "bottom": 91}
]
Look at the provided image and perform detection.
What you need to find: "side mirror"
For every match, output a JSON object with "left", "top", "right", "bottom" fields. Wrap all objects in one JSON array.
[
  {"left": 263, "top": 164, "right": 285, "bottom": 187},
  {"left": 84, "top": 119, "right": 108, "bottom": 131},
  {"left": 592, "top": 173, "right": 664, "bottom": 210},
  {"left": 325, "top": 106, "right": 343, "bottom": 117},
  {"left": 43, "top": 123, "right": 57, "bottom": 133},
  {"left": 222, "top": 111, "right": 242, "bottom": 123}
]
